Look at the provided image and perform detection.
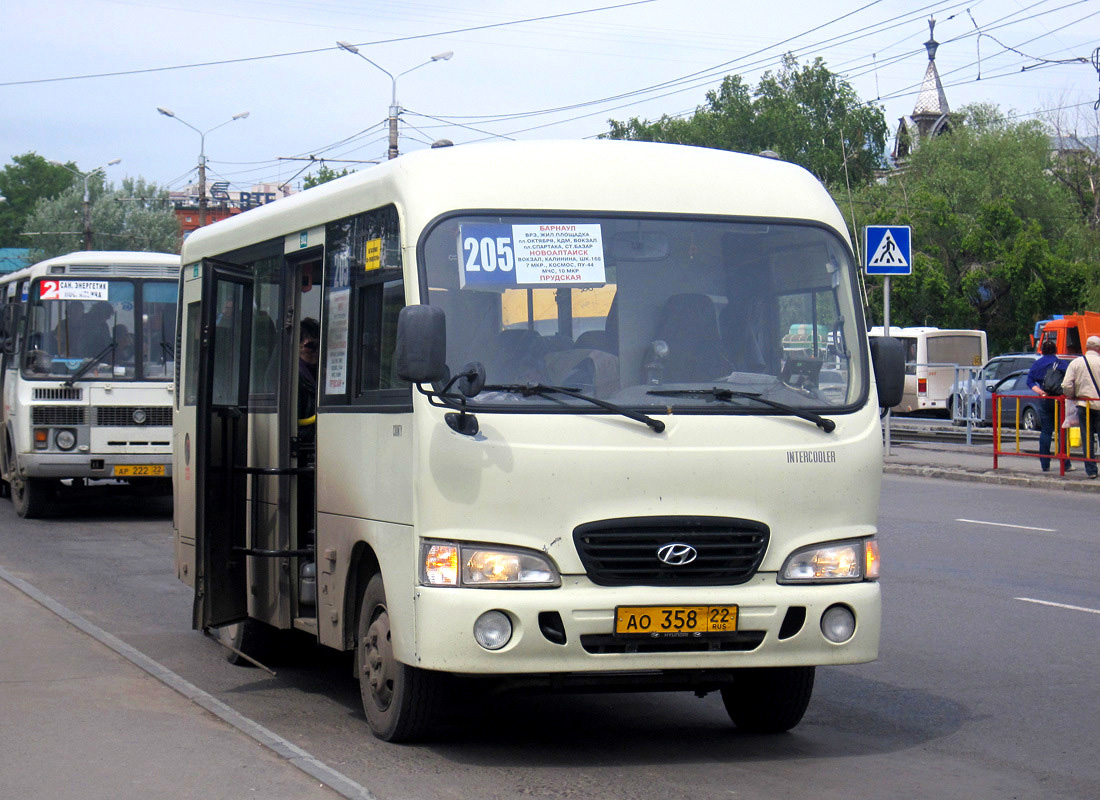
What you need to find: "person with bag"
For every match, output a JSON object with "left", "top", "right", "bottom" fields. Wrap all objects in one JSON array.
[
  {"left": 1061, "top": 335, "right": 1100, "bottom": 479},
  {"left": 1027, "top": 340, "right": 1069, "bottom": 472}
]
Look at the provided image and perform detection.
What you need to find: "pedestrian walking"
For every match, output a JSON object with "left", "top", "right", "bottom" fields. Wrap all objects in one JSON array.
[
  {"left": 1026, "top": 340, "right": 1068, "bottom": 472},
  {"left": 1061, "top": 335, "right": 1100, "bottom": 479}
]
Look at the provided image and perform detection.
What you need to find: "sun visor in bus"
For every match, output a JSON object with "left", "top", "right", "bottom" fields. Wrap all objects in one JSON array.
[{"left": 457, "top": 223, "right": 607, "bottom": 290}]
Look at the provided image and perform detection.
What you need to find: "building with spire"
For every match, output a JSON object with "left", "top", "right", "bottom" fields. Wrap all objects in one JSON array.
[{"left": 892, "top": 18, "right": 953, "bottom": 163}]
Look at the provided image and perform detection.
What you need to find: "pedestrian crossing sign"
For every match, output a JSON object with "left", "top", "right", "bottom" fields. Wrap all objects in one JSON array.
[{"left": 864, "top": 225, "right": 912, "bottom": 275}]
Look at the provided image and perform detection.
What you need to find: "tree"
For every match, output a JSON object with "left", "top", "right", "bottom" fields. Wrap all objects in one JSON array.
[
  {"left": 23, "top": 177, "right": 180, "bottom": 259},
  {"left": 303, "top": 164, "right": 353, "bottom": 189},
  {"left": 605, "top": 55, "right": 889, "bottom": 187},
  {"left": 0, "top": 153, "right": 77, "bottom": 248},
  {"left": 845, "top": 104, "right": 1100, "bottom": 352}
]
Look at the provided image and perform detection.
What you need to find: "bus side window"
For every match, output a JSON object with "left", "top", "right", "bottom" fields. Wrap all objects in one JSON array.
[{"left": 354, "top": 278, "right": 408, "bottom": 397}]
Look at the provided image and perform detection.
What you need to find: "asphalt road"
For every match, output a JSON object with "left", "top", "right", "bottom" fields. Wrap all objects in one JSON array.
[{"left": 1, "top": 475, "right": 1097, "bottom": 799}]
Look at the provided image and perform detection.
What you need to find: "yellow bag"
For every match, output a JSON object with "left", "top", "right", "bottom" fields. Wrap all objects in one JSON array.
[{"left": 1069, "top": 427, "right": 1081, "bottom": 448}]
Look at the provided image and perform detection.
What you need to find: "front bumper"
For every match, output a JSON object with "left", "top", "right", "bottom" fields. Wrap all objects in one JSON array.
[
  {"left": 17, "top": 452, "right": 172, "bottom": 480},
  {"left": 411, "top": 573, "right": 880, "bottom": 675}
]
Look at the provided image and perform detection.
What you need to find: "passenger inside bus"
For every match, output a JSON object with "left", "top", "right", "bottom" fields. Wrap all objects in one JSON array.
[
  {"left": 298, "top": 317, "right": 319, "bottom": 440},
  {"left": 82, "top": 301, "right": 115, "bottom": 357}
]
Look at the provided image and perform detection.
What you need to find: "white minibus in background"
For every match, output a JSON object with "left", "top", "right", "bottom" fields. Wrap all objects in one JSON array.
[
  {"left": 172, "top": 140, "right": 903, "bottom": 742},
  {"left": 0, "top": 251, "right": 179, "bottom": 517},
  {"left": 868, "top": 326, "right": 987, "bottom": 416}
]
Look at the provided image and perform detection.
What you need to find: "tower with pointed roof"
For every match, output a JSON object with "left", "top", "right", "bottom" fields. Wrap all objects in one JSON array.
[{"left": 892, "top": 18, "right": 953, "bottom": 162}]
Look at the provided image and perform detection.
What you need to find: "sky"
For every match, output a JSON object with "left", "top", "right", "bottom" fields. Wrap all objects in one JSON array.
[{"left": 2, "top": 0, "right": 1097, "bottom": 196}]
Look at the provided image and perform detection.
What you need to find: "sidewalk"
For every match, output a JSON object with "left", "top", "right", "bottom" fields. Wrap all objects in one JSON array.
[
  {"left": 0, "top": 573, "right": 363, "bottom": 800},
  {"left": 884, "top": 439, "right": 1099, "bottom": 492}
]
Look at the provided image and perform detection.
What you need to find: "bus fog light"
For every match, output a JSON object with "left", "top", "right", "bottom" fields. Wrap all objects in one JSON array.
[
  {"left": 821, "top": 604, "right": 856, "bottom": 643},
  {"left": 473, "top": 610, "right": 512, "bottom": 650},
  {"left": 55, "top": 429, "right": 77, "bottom": 451}
]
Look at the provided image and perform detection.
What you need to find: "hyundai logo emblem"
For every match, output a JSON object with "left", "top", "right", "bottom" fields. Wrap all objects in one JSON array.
[{"left": 657, "top": 543, "right": 698, "bottom": 566}]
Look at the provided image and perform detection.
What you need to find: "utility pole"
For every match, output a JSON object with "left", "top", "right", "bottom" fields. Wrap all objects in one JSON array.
[
  {"left": 336, "top": 42, "right": 452, "bottom": 160},
  {"left": 157, "top": 107, "right": 249, "bottom": 227},
  {"left": 50, "top": 159, "right": 121, "bottom": 250}
]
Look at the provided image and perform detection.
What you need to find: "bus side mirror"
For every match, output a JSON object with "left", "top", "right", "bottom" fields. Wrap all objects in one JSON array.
[
  {"left": 869, "top": 335, "right": 904, "bottom": 408},
  {"left": 395, "top": 305, "right": 447, "bottom": 383},
  {"left": 1, "top": 305, "right": 20, "bottom": 355}
]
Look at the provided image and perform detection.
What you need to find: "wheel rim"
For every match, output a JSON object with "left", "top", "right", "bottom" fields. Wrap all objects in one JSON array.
[
  {"left": 1023, "top": 409, "right": 1038, "bottom": 431},
  {"left": 364, "top": 609, "right": 395, "bottom": 711}
]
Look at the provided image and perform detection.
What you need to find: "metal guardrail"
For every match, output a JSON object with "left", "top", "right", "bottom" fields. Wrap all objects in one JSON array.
[{"left": 991, "top": 393, "right": 1095, "bottom": 475}]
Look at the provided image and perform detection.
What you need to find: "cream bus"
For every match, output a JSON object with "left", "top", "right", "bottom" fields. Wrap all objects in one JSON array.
[
  {"left": 0, "top": 251, "right": 179, "bottom": 517},
  {"left": 172, "top": 140, "right": 904, "bottom": 742},
  {"left": 868, "top": 326, "right": 987, "bottom": 416}
]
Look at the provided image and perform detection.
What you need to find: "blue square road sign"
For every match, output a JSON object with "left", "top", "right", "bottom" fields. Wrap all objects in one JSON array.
[{"left": 864, "top": 225, "right": 912, "bottom": 275}]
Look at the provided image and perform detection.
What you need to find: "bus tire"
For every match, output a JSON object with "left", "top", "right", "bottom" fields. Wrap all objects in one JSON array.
[
  {"left": 357, "top": 574, "right": 442, "bottom": 742},
  {"left": 720, "top": 666, "right": 815, "bottom": 733},
  {"left": 11, "top": 476, "right": 57, "bottom": 519}
]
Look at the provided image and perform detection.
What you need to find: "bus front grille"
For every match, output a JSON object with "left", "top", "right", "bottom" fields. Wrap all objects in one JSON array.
[
  {"left": 31, "top": 406, "right": 87, "bottom": 425},
  {"left": 573, "top": 517, "right": 770, "bottom": 586},
  {"left": 94, "top": 407, "right": 173, "bottom": 427}
]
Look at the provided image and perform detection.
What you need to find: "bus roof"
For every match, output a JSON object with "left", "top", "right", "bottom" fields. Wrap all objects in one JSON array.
[
  {"left": 180, "top": 140, "right": 851, "bottom": 264},
  {"left": 0, "top": 251, "right": 179, "bottom": 285},
  {"left": 868, "top": 327, "right": 985, "bottom": 337}
]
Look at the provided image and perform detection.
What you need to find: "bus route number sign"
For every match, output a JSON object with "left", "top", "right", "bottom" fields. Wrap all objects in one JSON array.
[
  {"left": 40, "top": 280, "right": 110, "bottom": 301},
  {"left": 459, "top": 223, "right": 607, "bottom": 289}
]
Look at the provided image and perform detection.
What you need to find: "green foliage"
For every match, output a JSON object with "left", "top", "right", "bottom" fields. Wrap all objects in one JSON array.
[
  {"left": 845, "top": 104, "right": 1100, "bottom": 353},
  {"left": 303, "top": 164, "right": 353, "bottom": 189},
  {"left": 24, "top": 176, "right": 180, "bottom": 259},
  {"left": 605, "top": 55, "right": 888, "bottom": 187},
  {"left": 0, "top": 153, "right": 77, "bottom": 247}
]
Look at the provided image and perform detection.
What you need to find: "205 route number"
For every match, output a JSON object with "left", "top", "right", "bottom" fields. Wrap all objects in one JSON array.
[{"left": 463, "top": 236, "right": 514, "bottom": 273}]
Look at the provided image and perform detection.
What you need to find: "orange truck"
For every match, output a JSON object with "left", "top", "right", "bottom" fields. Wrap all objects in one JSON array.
[{"left": 1035, "top": 311, "right": 1100, "bottom": 356}]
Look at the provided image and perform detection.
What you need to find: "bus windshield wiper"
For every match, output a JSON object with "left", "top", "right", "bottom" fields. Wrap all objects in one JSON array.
[
  {"left": 63, "top": 342, "right": 116, "bottom": 387},
  {"left": 484, "top": 383, "right": 665, "bottom": 433},
  {"left": 648, "top": 387, "right": 835, "bottom": 433}
]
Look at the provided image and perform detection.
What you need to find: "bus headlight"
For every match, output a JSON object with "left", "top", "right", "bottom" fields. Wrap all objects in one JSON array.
[
  {"left": 778, "top": 538, "right": 879, "bottom": 583},
  {"left": 421, "top": 541, "right": 560, "bottom": 588},
  {"left": 55, "top": 429, "right": 77, "bottom": 451}
]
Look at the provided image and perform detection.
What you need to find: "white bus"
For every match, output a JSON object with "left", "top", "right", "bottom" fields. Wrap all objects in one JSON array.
[
  {"left": 0, "top": 251, "right": 179, "bottom": 517},
  {"left": 868, "top": 326, "right": 987, "bottom": 416},
  {"left": 172, "top": 140, "right": 903, "bottom": 742}
]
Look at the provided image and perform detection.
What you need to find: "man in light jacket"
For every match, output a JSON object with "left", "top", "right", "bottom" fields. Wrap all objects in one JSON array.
[{"left": 1062, "top": 334, "right": 1100, "bottom": 479}]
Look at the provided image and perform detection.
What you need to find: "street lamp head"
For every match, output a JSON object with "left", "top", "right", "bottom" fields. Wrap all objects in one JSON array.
[
  {"left": 336, "top": 40, "right": 360, "bottom": 54},
  {"left": 233, "top": 111, "right": 250, "bottom": 121},
  {"left": 431, "top": 51, "right": 453, "bottom": 61},
  {"left": 107, "top": 158, "right": 122, "bottom": 167},
  {"left": 157, "top": 107, "right": 175, "bottom": 118}
]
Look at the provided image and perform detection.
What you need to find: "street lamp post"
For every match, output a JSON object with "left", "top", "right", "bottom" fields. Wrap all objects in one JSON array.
[
  {"left": 156, "top": 107, "right": 249, "bottom": 226},
  {"left": 336, "top": 42, "right": 452, "bottom": 160},
  {"left": 49, "top": 159, "right": 122, "bottom": 250}
]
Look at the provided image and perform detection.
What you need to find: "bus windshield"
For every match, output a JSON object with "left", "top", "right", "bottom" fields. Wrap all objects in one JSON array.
[
  {"left": 421, "top": 214, "right": 866, "bottom": 412},
  {"left": 23, "top": 278, "right": 176, "bottom": 381}
]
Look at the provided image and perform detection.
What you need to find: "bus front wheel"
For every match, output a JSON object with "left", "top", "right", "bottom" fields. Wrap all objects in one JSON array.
[
  {"left": 11, "top": 476, "right": 57, "bottom": 519},
  {"left": 720, "top": 666, "right": 815, "bottom": 733},
  {"left": 357, "top": 574, "right": 443, "bottom": 742}
]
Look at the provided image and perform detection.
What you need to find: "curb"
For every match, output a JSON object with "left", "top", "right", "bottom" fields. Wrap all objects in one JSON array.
[{"left": 884, "top": 463, "right": 1099, "bottom": 492}]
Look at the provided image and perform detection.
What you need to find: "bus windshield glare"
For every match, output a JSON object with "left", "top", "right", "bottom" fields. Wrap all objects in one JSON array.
[
  {"left": 23, "top": 278, "right": 177, "bottom": 381},
  {"left": 422, "top": 215, "right": 866, "bottom": 411}
]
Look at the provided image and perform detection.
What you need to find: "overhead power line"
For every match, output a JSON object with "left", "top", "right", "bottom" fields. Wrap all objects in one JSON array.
[{"left": 0, "top": 0, "right": 659, "bottom": 88}]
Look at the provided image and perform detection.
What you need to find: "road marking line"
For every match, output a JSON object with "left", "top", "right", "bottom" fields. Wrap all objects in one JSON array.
[
  {"left": 1015, "top": 597, "right": 1100, "bottom": 616},
  {"left": 955, "top": 518, "right": 1056, "bottom": 532},
  {"left": 0, "top": 566, "right": 374, "bottom": 800}
]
